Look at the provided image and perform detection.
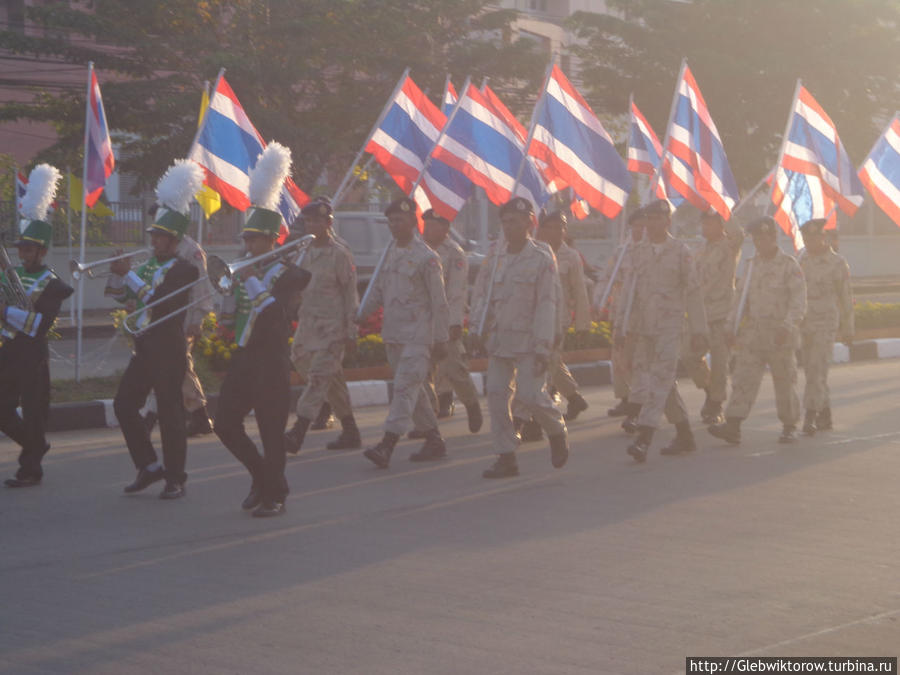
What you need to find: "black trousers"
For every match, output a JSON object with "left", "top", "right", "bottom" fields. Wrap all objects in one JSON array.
[
  {"left": 114, "top": 332, "right": 188, "bottom": 484},
  {"left": 215, "top": 347, "right": 291, "bottom": 504},
  {"left": 0, "top": 343, "right": 51, "bottom": 480}
]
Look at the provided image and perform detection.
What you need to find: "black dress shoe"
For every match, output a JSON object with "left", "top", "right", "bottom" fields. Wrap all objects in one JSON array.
[
  {"left": 465, "top": 402, "right": 483, "bottom": 433},
  {"left": 4, "top": 475, "right": 41, "bottom": 488},
  {"left": 252, "top": 501, "right": 286, "bottom": 517},
  {"left": 241, "top": 483, "right": 262, "bottom": 511},
  {"left": 159, "top": 482, "right": 186, "bottom": 499},
  {"left": 123, "top": 466, "right": 165, "bottom": 493}
]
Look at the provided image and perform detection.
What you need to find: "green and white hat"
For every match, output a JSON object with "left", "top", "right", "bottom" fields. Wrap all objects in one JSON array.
[
  {"left": 16, "top": 163, "right": 61, "bottom": 249},
  {"left": 241, "top": 141, "right": 291, "bottom": 239},
  {"left": 147, "top": 159, "right": 205, "bottom": 239}
]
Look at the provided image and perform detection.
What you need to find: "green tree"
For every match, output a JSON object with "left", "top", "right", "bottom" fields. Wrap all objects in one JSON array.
[
  {"left": 568, "top": 0, "right": 900, "bottom": 190},
  {"left": 0, "top": 1, "right": 544, "bottom": 194}
]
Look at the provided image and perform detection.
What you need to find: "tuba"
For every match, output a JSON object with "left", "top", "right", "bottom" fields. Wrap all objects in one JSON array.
[{"left": 0, "top": 243, "right": 31, "bottom": 310}]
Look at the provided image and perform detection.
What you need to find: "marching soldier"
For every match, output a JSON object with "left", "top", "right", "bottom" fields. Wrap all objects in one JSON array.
[
  {"left": 536, "top": 210, "right": 590, "bottom": 422},
  {"left": 682, "top": 209, "right": 744, "bottom": 425},
  {"left": 593, "top": 211, "right": 644, "bottom": 424},
  {"left": 359, "top": 197, "right": 450, "bottom": 469},
  {"left": 709, "top": 216, "right": 806, "bottom": 444},
  {"left": 420, "top": 208, "right": 482, "bottom": 432},
  {"left": 0, "top": 164, "right": 73, "bottom": 487},
  {"left": 284, "top": 198, "right": 362, "bottom": 454},
  {"left": 471, "top": 197, "right": 568, "bottom": 479},
  {"left": 214, "top": 143, "right": 311, "bottom": 516},
  {"left": 107, "top": 160, "right": 203, "bottom": 499},
  {"left": 797, "top": 218, "right": 853, "bottom": 435},
  {"left": 615, "top": 200, "right": 707, "bottom": 463}
]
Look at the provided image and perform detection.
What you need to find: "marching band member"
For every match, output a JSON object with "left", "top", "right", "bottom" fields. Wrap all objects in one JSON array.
[
  {"left": 214, "top": 143, "right": 311, "bottom": 517},
  {"left": 0, "top": 164, "right": 73, "bottom": 488},
  {"left": 107, "top": 160, "right": 203, "bottom": 499}
]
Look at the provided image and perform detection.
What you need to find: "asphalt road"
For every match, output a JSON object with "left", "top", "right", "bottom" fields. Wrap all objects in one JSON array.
[{"left": 1, "top": 360, "right": 898, "bottom": 674}]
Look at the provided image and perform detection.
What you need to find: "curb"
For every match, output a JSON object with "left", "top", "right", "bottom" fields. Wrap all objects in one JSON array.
[{"left": 29, "top": 341, "right": 889, "bottom": 433}]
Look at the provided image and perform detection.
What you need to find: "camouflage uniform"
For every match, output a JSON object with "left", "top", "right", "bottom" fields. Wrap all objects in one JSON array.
[
  {"left": 290, "top": 238, "right": 359, "bottom": 420},
  {"left": 550, "top": 241, "right": 591, "bottom": 396},
  {"left": 616, "top": 235, "right": 706, "bottom": 429},
  {"left": 594, "top": 241, "right": 639, "bottom": 400},
  {"left": 359, "top": 238, "right": 448, "bottom": 435},
  {"left": 798, "top": 248, "right": 853, "bottom": 413},
  {"left": 683, "top": 219, "right": 744, "bottom": 404},
  {"left": 724, "top": 251, "right": 806, "bottom": 425},
  {"left": 471, "top": 239, "right": 565, "bottom": 455},
  {"left": 430, "top": 237, "right": 478, "bottom": 407}
]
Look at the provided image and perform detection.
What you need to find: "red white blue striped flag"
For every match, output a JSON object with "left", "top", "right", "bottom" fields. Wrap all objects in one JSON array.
[
  {"left": 84, "top": 70, "right": 115, "bottom": 208},
  {"left": 858, "top": 113, "right": 900, "bottom": 227},
  {"left": 627, "top": 99, "right": 662, "bottom": 176}
]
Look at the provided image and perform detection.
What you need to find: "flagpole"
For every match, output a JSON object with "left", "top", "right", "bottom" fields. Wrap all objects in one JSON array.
[
  {"left": 66, "top": 167, "right": 75, "bottom": 323},
  {"left": 731, "top": 169, "right": 775, "bottom": 218},
  {"left": 511, "top": 57, "right": 556, "bottom": 197},
  {"left": 767, "top": 79, "right": 803, "bottom": 208},
  {"left": 332, "top": 67, "right": 411, "bottom": 209},
  {"left": 647, "top": 57, "right": 687, "bottom": 204},
  {"left": 409, "top": 76, "right": 471, "bottom": 194},
  {"left": 75, "top": 62, "right": 93, "bottom": 383},
  {"left": 187, "top": 69, "right": 225, "bottom": 158}
]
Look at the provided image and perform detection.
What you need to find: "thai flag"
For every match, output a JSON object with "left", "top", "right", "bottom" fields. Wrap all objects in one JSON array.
[
  {"left": 442, "top": 79, "right": 458, "bottom": 116},
  {"left": 85, "top": 70, "right": 115, "bottom": 208},
  {"left": 627, "top": 100, "right": 662, "bottom": 176},
  {"left": 858, "top": 113, "right": 900, "bottom": 227},
  {"left": 15, "top": 171, "right": 27, "bottom": 217},
  {"left": 529, "top": 65, "right": 631, "bottom": 219},
  {"left": 364, "top": 74, "right": 473, "bottom": 221},
  {"left": 663, "top": 64, "right": 739, "bottom": 218},
  {"left": 189, "top": 75, "right": 308, "bottom": 236},
  {"left": 779, "top": 85, "right": 864, "bottom": 218},
  {"left": 771, "top": 167, "right": 835, "bottom": 249},
  {"left": 432, "top": 83, "right": 552, "bottom": 209}
]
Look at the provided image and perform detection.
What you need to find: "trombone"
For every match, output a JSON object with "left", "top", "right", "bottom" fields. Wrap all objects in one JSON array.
[
  {"left": 123, "top": 235, "right": 314, "bottom": 337},
  {"left": 70, "top": 248, "right": 152, "bottom": 281}
]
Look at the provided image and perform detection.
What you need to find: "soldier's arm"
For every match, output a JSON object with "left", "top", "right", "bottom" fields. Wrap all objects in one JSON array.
[
  {"left": 724, "top": 216, "right": 745, "bottom": 252},
  {"left": 445, "top": 249, "right": 468, "bottom": 330},
  {"left": 338, "top": 249, "right": 360, "bottom": 341},
  {"left": 357, "top": 255, "right": 384, "bottom": 321},
  {"left": 725, "top": 261, "right": 747, "bottom": 332},
  {"left": 424, "top": 253, "right": 449, "bottom": 344},
  {"left": 568, "top": 250, "right": 591, "bottom": 331},
  {"left": 837, "top": 257, "right": 854, "bottom": 339},
  {"left": 469, "top": 247, "right": 495, "bottom": 334},
  {"left": 784, "top": 258, "right": 807, "bottom": 332},
  {"left": 682, "top": 246, "right": 708, "bottom": 337},
  {"left": 533, "top": 252, "right": 559, "bottom": 357}
]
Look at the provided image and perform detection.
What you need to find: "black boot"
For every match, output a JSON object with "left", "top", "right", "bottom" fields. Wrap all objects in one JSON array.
[
  {"left": 186, "top": 406, "right": 214, "bottom": 437},
  {"left": 563, "top": 392, "right": 589, "bottom": 422},
  {"left": 327, "top": 415, "right": 361, "bottom": 450},
  {"left": 482, "top": 452, "right": 519, "bottom": 479},
  {"left": 409, "top": 429, "right": 447, "bottom": 462},
  {"left": 607, "top": 398, "right": 629, "bottom": 417},
  {"left": 816, "top": 407, "right": 832, "bottom": 431},
  {"left": 660, "top": 421, "right": 697, "bottom": 455},
  {"left": 779, "top": 425, "right": 797, "bottom": 444},
  {"left": 363, "top": 431, "right": 399, "bottom": 469},
  {"left": 437, "top": 392, "right": 455, "bottom": 419},
  {"left": 626, "top": 426, "right": 654, "bottom": 463},
  {"left": 241, "top": 480, "right": 262, "bottom": 510},
  {"left": 802, "top": 410, "right": 817, "bottom": 436},
  {"left": 284, "top": 417, "right": 311, "bottom": 455},
  {"left": 407, "top": 429, "right": 427, "bottom": 439},
  {"left": 548, "top": 433, "right": 569, "bottom": 468},
  {"left": 519, "top": 417, "right": 544, "bottom": 443},
  {"left": 701, "top": 400, "right": 724, "bottom": 426},
  {"left": 708, "top": 416, "right": 742, "bottom": 445},
  {"left": 310, "top": 402, "right": 334, "bottom": 430},
  {"left": 621, "top": 402, "right": 642, "bottom": 434},
  {"left": 465, "top": 401, "right": 483, "bottom": 433}
]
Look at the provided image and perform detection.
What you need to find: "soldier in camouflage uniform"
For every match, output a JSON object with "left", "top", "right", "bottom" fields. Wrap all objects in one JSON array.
[
  {"left": 420, "top": 209, "right": 482, "bottom": 432},
  {"left": 359, "top": 197, "right": 449, "bottom": 469},
  {"left": 471, "top": 197, "right": 568, "bottom": 479},
  {"left": 536, "top": 210, "right": 590, "bottom": 422},
  {"left": 614, "top": 200, "right": 707, "bottom": 463},
  {"left": 284, "top": 199, "right": 361, "bottom": 454},
  {"left": 593, "top": 211, "right": 644, "bottom": 422},
  {"left": 682, "top": 209, "right": 744, "bottom": 425},
  {"left": 709, "top": 216, "right": 807, "bottom": 445},
  {"left": 797, "top": 218, "right": 854, "bottom": 435}
]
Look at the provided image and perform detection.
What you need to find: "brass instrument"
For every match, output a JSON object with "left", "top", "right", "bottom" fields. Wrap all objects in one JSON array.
[
  {"left": 69, "top": 248, "right": 152, "bottom": 281},
  {"left": 0, "top": 243, "right": 31, "bottom": 310},
  {"left": 207, "top": 235, "right": 314, "bottom": 294}
]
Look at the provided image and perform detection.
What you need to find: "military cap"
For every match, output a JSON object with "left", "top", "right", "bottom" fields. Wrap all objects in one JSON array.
[
  {"left": 745, "top": 216, "right": 778, "bottom": 236},
  {"left": 301, "top": 199, "right": 333, "bottom": 218},
  {"left": 799, "top": 218, "right": 827, "bottom": 235},
  {"left": 538, "top": 210, "right": 567, "bottom": 228},
  {"left": 384, "top": 197, "right": 417, "bottom": 217},
  {"left": 499, "top": 196, "right": 535, "bottom": 218},
  {"left": 422, "top": 208, "right": 450, "bottom": 225}
]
